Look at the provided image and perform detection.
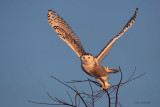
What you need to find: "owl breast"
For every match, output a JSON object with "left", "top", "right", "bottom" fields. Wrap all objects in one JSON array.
[
  {"left": 81, "top": 63, "right": 108, "bottom": 77},
  {"left": 81, "top": 63, "right": 95, "bottom": 77}
]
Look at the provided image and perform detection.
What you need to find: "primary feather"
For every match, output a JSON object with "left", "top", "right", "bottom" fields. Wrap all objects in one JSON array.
[
  {"left": 96, "top": 8, "right": 138, "bottom": 64},
  {"left": 48, "top": 10, "right": 86, "bottom": 57}
]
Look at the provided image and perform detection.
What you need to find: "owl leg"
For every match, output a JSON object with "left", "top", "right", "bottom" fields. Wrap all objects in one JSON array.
[
  {"left": 103, "top": 66, "right": 119, "bottom": 73},
  {"left": 101, "top": 76, "right": 111, "bottom": 90},
  {"left": 96, "top": 77, "right": 111, "bottom": 90},
  {"left": 96, "top": 78, "right": 105, "bottom": 90}
]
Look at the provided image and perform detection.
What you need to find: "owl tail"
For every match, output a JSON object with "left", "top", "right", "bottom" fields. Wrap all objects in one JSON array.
[{"left": 103, "top": 67, "right": 119, "bottom": 73}]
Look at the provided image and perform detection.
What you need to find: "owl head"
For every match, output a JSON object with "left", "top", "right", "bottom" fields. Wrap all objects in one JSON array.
[{"left": 81, "top": 53, "right": 95, "bottom": 65}]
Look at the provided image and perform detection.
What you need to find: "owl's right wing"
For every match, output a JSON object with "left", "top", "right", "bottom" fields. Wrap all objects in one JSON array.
[
  {"left": 48, "top": 10, "right": 86, "bottom": 57},
  {"left": 96, "top": 8, "right": 138, "bottom": 64}
]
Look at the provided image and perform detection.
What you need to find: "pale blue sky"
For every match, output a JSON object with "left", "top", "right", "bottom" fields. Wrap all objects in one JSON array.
[{"left": 0, "top": 0, "right": 160, "bottom": 107}]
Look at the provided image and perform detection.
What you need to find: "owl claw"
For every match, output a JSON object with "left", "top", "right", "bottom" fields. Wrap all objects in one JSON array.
[
  {"left": 101, "top": 87, "right": 104, "bottom": 90},
  {"left": 101, "top": 83, "right": 111, "bottom": 90}
]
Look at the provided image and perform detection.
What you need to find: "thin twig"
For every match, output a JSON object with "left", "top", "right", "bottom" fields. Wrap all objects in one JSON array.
[
  {"left": 28, "top": 101, "right": 64, "bottom": 105},
  {"left": 104, "top": 89, "right": 111, "bottom": 107},
  {"left": 88, "top": 80, "right": 94, "bottom": 107},
  {"left": 67, "top": 91, "right": 73, "bottom": 105},
  {"left": 50, "top": 76, "right": 88, "bottom": 107},
  {"left": 115, "top": 66, "right": 123, "bottom": 107}
]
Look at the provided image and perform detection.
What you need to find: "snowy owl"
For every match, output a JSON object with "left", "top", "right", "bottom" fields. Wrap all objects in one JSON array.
[{"left": 47, "top": 8, "right": 138, "bottom": 90}]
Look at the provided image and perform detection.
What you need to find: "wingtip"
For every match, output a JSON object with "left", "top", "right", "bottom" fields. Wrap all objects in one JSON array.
[
  {"left": 135, "top": 8, "right": 138, "bottom": 14},
  {"left": 48, "top": 9, "right": 56, "bottom": 13},
  {"left": 48, "top": 9, "right": 52, "bottom": 12},
  {"left": 133, "top": 8, "right": 138, "bottom": 17}
]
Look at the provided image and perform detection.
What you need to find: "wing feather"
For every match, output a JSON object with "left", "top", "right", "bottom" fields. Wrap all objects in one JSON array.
[
  {"left": 96, "top": 8, "right": 138, "bottom": 64},
  {"left": 47, "top": 10, "right": 86, "bottom": 57}
]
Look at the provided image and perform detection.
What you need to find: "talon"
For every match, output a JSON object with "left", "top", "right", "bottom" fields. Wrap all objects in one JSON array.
[
  {"left": 101, "top": 87, "right": 104, "bottom": 90},
  {"left": 101, "top": 85, "right": 104, "bottom": 90},
  {"left": 103, "top": 83, "right": 111, "bottom": 90}
]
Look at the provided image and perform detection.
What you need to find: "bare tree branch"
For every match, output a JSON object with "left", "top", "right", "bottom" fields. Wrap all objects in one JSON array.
[
  {"left": 29, "top": 67, "right": 145, "bottom": 107},
  {"left": 114, "top": 66, "right": 122, "bottom": 107},
  {"left": 50, "top": 76, "right": 88, "bottom": 107}
]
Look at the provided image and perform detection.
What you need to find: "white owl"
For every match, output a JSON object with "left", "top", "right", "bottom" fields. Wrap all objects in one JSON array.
[{"left": 47, "top": 8, "right": 138, "bottom": 90}]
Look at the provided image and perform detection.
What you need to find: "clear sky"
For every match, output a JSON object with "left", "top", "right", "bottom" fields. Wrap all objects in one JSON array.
[{"left": 0, "top": 0, "right": 160, "bottom": 107}]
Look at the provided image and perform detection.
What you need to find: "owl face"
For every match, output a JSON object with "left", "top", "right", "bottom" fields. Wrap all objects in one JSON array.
[{"left": 81, "top": 54, "right": 95, "bottom": 65}]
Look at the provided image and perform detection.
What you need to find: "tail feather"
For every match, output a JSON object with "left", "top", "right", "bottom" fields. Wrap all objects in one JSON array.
[{"left": 104, "top": 67, "right": 119, "bottom": 73}]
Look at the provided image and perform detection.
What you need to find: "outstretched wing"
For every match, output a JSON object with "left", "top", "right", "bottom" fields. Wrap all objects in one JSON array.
[
  {"left": 96, "top": 8, "right": 138, "bottom": 64},
  {"left": 48, "top": 10, "right": 86, "bottom": 57}
]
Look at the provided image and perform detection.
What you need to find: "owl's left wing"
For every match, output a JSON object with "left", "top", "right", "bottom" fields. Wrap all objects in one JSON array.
[
  {"left": 96, "top": 8, "right": 138, "bottom": 64},
  {"left": 48, "top": 10, "right": 86, "bottom": 57}
]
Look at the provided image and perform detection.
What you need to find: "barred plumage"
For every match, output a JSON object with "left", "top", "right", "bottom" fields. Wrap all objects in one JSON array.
[
  {"left": 48, "top": 10, "right": 86, "bottom": 57},
  {"left": 47, "top": 8, "right": 138, "bottom": 90},
  {"left": 95, "top": 8, "right": 138, "bottom": 64}
]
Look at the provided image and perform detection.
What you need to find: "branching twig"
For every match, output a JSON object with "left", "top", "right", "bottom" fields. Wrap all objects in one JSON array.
[
  {"left": 115, "top": 66, "right": 123, "bottom": 107},
  {"left": 88, "top": 80, "right": 94, "bottom": 107},
  {"left": 67, "top": 91, "right": 73, "bottom": 105},
  {"left": 50, "top": 76, "right": 88, "bottom": 107},
  {"left": 104, "top": 89, "right": 111, "bottom": 107},
  {"left": 29, "top": 67, "right": 145, "bottom": 107}
]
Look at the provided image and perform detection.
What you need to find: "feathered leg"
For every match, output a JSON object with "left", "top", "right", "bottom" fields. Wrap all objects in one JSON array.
[{"left": 96, "top": 76, "right": 111, "bottom": 90}]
